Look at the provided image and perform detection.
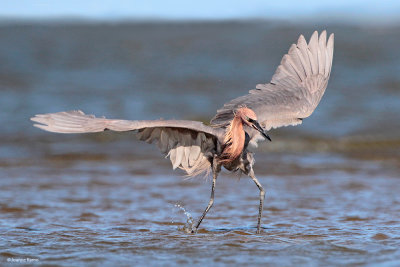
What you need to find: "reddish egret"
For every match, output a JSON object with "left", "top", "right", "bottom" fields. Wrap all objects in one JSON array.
[{"left": 31, "top": 31, "right": 334, "bottom": 233}]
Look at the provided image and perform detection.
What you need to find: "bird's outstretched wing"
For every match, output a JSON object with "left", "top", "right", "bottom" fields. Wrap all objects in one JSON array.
[
  {"left": 31, "top": 110, "right": 224, "bottom": 176},
  {"left": 211, "top": 30, "right": 334, "bottom": 131}
]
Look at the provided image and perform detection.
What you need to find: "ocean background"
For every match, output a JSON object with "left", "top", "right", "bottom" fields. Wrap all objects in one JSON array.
[{"left": 1, "top": 3, "right": 400, "bottom": 265}]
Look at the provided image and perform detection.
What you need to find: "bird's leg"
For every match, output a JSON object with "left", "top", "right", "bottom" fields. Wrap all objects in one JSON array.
[
  {"left": 192, "top": 158, "right": 220, "bottom": 233},
  {"left": 248, "top": 168, "right": 265, "bottom": 234}
]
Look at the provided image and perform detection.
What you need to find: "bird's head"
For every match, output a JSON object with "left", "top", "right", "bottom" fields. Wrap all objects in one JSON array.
[{"left": 235, "top": 107, "right": 271, "bottom": 141}]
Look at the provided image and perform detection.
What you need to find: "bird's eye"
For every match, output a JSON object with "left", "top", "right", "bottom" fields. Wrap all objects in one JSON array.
[{"left": 247, "top": 117, "right": 255, "bottom": 123}]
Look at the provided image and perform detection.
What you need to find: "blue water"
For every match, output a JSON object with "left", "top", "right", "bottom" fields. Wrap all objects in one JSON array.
[{"left": 0, "top": 22, "right": 399, "bottom": 266}]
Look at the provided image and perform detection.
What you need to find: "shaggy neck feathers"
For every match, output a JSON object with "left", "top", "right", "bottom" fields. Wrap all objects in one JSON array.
[{"left": 220, "top": 114, "right": 245, "bottom": 163}]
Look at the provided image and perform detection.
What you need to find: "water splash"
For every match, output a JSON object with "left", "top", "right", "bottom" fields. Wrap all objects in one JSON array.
[{"left": 174, "top": 203, "right": 194, "bottom": 233}]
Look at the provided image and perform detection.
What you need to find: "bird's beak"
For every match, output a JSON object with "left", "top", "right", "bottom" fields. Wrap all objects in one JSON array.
[{"left": 252, "top": 121, "right": 271, "bottom": 142}]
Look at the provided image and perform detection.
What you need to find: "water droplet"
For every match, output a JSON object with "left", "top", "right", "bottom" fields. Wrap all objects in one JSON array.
[{"left": 174, "top": 203, "right": 194, "bottom": 233}]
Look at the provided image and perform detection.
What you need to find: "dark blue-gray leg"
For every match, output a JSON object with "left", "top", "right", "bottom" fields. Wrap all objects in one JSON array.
[
  {"left": 192, "top": 160, "right": 220, "bottom": 233},
  {"left": 249, "top": 168, "right": 265, "bottom": 234}
]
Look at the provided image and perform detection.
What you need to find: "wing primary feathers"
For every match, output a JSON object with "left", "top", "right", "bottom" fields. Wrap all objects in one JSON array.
[
  {"left": 318, "top": 30, "right": 327, "bottom": 75},
  {"left": 308, "top": 31, "right": 319, "bottom": 75},
  {"left": 210, "top": 30, "right": 334, "bottom": 134}
]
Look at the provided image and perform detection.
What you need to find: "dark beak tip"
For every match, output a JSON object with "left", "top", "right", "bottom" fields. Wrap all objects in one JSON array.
[
  {"left": 265, "top": 134, "right": 272, "bottom": 142},
  {"left": 252, "top": 121, "right": 271, "bottom": 142}
]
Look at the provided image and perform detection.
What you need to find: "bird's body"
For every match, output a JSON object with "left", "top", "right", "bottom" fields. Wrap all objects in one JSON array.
[{"left": 31, "top": 31, "right": 334, "bottom": 233}]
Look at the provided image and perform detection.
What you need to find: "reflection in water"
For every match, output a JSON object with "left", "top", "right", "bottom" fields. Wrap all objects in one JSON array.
[{"left": 0, "top": 21, "right": 399, "bottom": 265}]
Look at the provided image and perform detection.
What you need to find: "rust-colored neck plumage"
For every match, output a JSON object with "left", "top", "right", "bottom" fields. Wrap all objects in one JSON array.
[{"left": 220, "top": 114, "right": 246, "bottom": 163}]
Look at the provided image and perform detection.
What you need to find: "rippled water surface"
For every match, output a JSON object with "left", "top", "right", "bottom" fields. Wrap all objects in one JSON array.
[
  {"left": 1, "top": 22, "right": 400, "bottom": 266},
  {"left": 1, "top": 150, "right": 400, "bottom": 266}
]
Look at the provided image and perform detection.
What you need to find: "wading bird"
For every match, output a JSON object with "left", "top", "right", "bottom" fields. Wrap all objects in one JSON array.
[{"left": 31, "top": 31, "right": 334, "bottom": 234}]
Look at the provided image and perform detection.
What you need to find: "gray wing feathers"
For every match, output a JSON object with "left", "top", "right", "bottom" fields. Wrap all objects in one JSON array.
[
  {"left": 137, "top": 128, "right": 214, "bottom": 176},
  {"left": 211, "top": 31, "right": 334, "bottom": 130},
  {"left": 32, "top": 110, "right": 107, "bottom": 133},
  {"left": 31, "top": 110, "right": 221, "bottom": 137},
  {"left": 32, "top": 110, "right": 220, "bottom": 177},
  {"left": 268, "top": 30, "right": 333, "bottom": 116}
]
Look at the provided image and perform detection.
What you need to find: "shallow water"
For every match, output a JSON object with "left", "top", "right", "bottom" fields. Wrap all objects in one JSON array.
[
  {"left": 1, "top": 147, "right": 400, "bottom": 266},
  {"left": 1, "top": 21, "right": 400, "bottom": 266}
]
